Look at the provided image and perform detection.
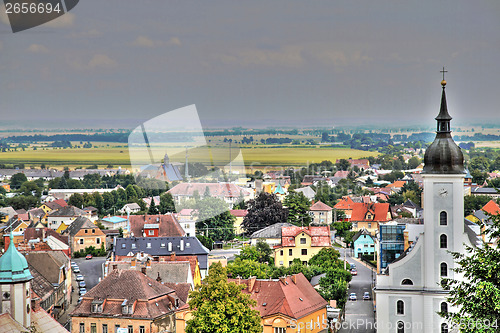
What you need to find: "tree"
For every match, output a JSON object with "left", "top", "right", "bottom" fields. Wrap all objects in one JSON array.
[
  {"left": 194, "top": 197, "right": 235, "bottom": 241},
  {"left": 440, "top": 213, "right": 500, "bottom": 332},
  {"left": 407, "top": 156, "right": 421, "bottom": 169},
  {"left": 308, "top": 247, "right": 343, "bottom": 270},
  {"left": 102, "top": 192, "right": 115, "bottom": 210},
  {"left": 336, "top": 159, "right": 350, "bottom": 171},
  {"left": 68, "top": 193, "right": 84, "bottom": 208},
  {"left": 236, "top": 240, "right": 273, "bottom": 264},
  {"left": 126, "top": 184, "right": 138, "bottom": 201},
  {"left": 318, "top": 268, "right": 351, "bottom": 308},
  {"left": 148, "top": 198, "right": 159, "bottom": 214},
  {"left": 186, "top": 262, "right": 262, "bottom": 333},
  {"left": 242, "top": 192, "right": 288, "bottom": 233},
  {"left": 159, "top": 193, "right": 175, "bottom": 213},
  {"left": 19, "top": 181, "right": 42, "bottom": 197},
  {"left": 10, "top": 173, "right": 28, "bottom": 189},
  {"left": 283, "top": 192, "right": 311, "bottom": 226}
]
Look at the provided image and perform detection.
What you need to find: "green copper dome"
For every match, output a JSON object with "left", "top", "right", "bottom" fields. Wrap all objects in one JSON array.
[{"left": 0, "top": 234, "right": 33, "bottom": 283}]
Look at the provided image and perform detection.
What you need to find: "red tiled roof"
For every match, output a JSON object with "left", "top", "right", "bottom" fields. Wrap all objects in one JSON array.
[
  {"left": 178, "top": 209, "right": 195, "bottom": 216},
  {"left": 334, "top": 196, "right": 355, "bottom": 210},
  {"left": 230, "top": 274, "right": 327, "bottom": 320},
  {"left": 310, "top": 201, "right": 332, "bottom": 211},
  {"left": 482, "top": 200, "right": 500, "bottom": 216},
  {"left": 281, "top": 226, "right": 331, "bottom": 247},
  {"left": 386, "top": 181, "right": 406, "bottom": 188},
  {"left": 52, "top": 199, "right": 68, "bottom": 208},
  {"left": 333, "top": 171, "right": 350, "bottom": 178},
  {"left": 230, "top": 209, "right": 248, "bottom": 217},
  {"left": 70, "top": 270, "right": 184, "bottom": 320},
  {"left": 123, "top": 214, "right": 186, "bottom": 238},
  {"left": 350, "top": 203, "right": 391, "bottom": 222}
]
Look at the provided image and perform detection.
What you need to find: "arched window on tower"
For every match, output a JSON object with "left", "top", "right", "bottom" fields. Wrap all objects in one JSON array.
[
  {"left": 396, "top": 300, "right": 404, "bottom": 315},
  {"left": 440, "top": 234, "right": 448, "bottom": 248},
  {"left": 440, "top": 211, "right": 447, "bottom": 225},
  {"left": 401, "top": 279, "right": 413, "bottom": 286},
  {"left": 440, "top": 263, "right": 448, "bottom": 277},
  {"left": 440, "top": 302, "right": 448, "bottom": 314},
  {"left": 397, "top": 321, "right": 405, "bottom": 333},
  {"left": 441, "top": 323, "right": 449, "bottom": 333}
]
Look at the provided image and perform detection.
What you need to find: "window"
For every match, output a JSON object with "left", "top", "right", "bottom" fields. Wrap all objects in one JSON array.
[
  {"left": 279, "top": 261, "right": 283, "bottom": 265},
  {"left": 440, "top": 263, "right": 448, "bottom": 277},
  {"left": 441, "top": 323, "right": 449, "bottom": 333},
  {"left": 301, "top": 249, "right": 307, "bottom": 256},
  {"left": 289, "top": 261, "right": 293, "bottom": 266},
  {"left": 128, "top": 325, "right": 133, "bottom": 333},
  {"left": 401, "top": 279, "right": 413, "bottom": 286},
  {"left": 149, "top": 230, "right": 154, "bottom": 235},
  {"left": 441, "top": 302, "right": 448, "bottom": 314},
  {"left": 289, "top": 249, "right": 293, "bottom": 256},
  {"left": 161, "top": 243, "right": 166, "bottom": 248},
  {"left": 91, "top": 323, "right": 96, "bottom": 333},
  {"left": 79, "top": 239, "right": 84, "bottom": 244},
  {"left": 440, "top": 234, "right": 447, "bottom": 249},
  {"left": 440, "top": 211, "right": 447, "bottom": 225},
  {"left": 92, "top": 229, "right": 95, "bottom": 233},
  {"left": 274, "top": 328, "right": 286, "bottom": 333},
  {"left": 368, "top": 223, "right": 372, "bottom": 228},
  {"left": 85, "top": 229, "right": 88, "bottom": 233},
  {"left": 139, "top": 326, "right": 145, "bottom": 333},
  {"left": 121, "top": 243, "right": 126, "bottom": 249},
  {"left": 300, "top": 238, "right": 306, "bottom": 244},
  {"left": 79, "top": 323, "right": 85, "bottom": 333},
  {"left": 397, "top": 321, "right": 404, "bottom": 333},
  {"left": 131, "top": 243, "right": 136, "bottom": 249},
  {"left": 96, "top": 238, "right": 100, "bottom": 244},
  {"left": 396, "top": 300, "right": 404, "bottom": 315},
  {"left": 115, "top": 325, "right": 120, "bottom": 332},
  {"left": 147, "top": 242, "right": 151, "bottom": 248},
  {"left": 280, "top": 250, "right": 283, "bottom": 256},
  {"left": 102, "top": 324, "right": 108, "bottom": 333}
]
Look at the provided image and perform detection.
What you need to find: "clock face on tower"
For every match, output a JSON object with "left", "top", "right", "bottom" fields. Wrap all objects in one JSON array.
[{"left": 439, "top": 188, "right": 448, "bottom": 197}]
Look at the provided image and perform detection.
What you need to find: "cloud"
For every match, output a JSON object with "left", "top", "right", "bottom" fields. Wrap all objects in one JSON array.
[
  {"left": 27, "top": 44, "right": 49, "bottom": 53},
  {"left": 0, "top": 41, "right": 2, "bottom": 51},
  {"left": 131, "top": 36, "right": 181, "bottom": 48},
  {"left": 88, "top": 54, "right": 117, "bottom": 69},
  {"left": 216, "top": 45, "right": 304, "bottom": 67},
  {"left": 44, "top": 12, "right": 75, "bottom": 28}
]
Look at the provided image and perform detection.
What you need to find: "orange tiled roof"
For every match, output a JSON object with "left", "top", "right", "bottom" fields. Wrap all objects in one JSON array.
[
  {"left": 334, "top": 196, "right": 355, "bottom": 210},
  {"left": 230, "top": 273, "right": 327, "bottom": 320},
  {"left": 310, "top": 201, "right": 332, "bottom": 211},
  {"left": 386, "top": 181, "right": 406, "bottom": 188},
  {"left": 350, "top": 203, "right": 391, "bottom": 222},
  {"left": 482, "top": 200, "right": 500, "bottom": 215}
]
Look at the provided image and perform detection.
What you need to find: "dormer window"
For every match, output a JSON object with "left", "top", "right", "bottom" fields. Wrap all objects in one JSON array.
[
  {"left": 121, "top": 299, "right": 133, "bottom": 315},
  {"left": 300, "top": 238, "right": 306, "bottom": 244},
  {"left": 92, "top": 299, "right": 104, "bottom": 313}
]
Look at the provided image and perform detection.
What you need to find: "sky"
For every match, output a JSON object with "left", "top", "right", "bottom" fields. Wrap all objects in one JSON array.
[{"left": 1, "top": 0, "right": 499, "bottom": 130}]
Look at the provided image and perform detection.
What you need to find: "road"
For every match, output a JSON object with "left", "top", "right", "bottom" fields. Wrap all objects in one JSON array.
[
  {"left": 338, "top": 248, "right": 376, "bottom": 333},
  {"left": 72, "top": 256, "right": 106, "bottom": 291}
]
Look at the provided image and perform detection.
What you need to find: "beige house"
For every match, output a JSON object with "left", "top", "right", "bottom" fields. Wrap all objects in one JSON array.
[{"left": 61, "top": 216, "right": 105, "bottom": 254}]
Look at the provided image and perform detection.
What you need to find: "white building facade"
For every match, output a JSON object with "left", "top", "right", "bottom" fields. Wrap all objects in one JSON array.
[{"left": 375, "top": 79, "right": 477, "bottom": 332}]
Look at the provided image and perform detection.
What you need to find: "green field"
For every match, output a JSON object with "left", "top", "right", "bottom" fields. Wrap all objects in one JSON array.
[{"left": 0, "top": 145, "right": 378, "bottom": 169}]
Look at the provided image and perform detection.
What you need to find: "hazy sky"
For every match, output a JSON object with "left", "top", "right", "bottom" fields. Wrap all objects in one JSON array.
[{"left": 1, "top": 1, "right": 499, "bottom": 129}]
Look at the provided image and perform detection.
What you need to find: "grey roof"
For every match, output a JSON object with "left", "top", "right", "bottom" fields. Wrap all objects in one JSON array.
[
  {"left": 114, "top": 236, "right": 209, "bottom": 269},
  {"left": 473, "top": 210, "right": 488, "bottom": 221},
  {"left": 250, "top": 222, "right": 294, "bottom": 239},
  {"left": 472, "top": 187, "right": 499, "bottom": 195},
  {"left": 61, "top": 216, "right": 96, "bottom": 237},
  {"left": 353, "top": 228, "right": 373, "bottom": 243},
  {"left": 310, "top": 273, "right": 326, "bottom": 287},
  {"left": 0, "top": 207, "right": 17, "bottom": 218},
  {"left": 402, "top": 199, "right": 421, "bottom": 210},
  {"left": 48, "top": 205, "right": 86, "bottom": 217},
  {"left": 464, "top": 219, "right": 482, "bottom": 248},
  {"left": 111, "top": 261, "right": 191, "bottom": 285},
  {"left": 294, "top": 186, "right": 316, "bottom": 200}
]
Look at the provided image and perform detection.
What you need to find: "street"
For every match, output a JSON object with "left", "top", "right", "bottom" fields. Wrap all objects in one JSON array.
[
  {"left": 73, "top": 256, "right": 106, "bottom": 291},
  {"left": 338, "top": 248, "right": 376, "bottom": 333}
]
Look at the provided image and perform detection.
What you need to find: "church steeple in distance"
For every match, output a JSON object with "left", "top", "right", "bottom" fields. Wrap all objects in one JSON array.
[{"left": 423, "top": 68, "right": 465, "bottom": 174}]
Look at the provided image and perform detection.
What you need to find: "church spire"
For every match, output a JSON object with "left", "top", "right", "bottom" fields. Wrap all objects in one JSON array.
[{"left": 436, "top": 67, "right": 452, "bottom": 132}]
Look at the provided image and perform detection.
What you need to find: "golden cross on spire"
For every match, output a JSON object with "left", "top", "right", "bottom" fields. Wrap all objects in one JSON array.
[{"left": 440, "top": 66, "right": 448, "bottom": 86}]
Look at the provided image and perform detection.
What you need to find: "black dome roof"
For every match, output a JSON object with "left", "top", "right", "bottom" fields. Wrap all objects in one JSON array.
[{"left": 422, "top": 81, "right": 464, "bottom": 174}]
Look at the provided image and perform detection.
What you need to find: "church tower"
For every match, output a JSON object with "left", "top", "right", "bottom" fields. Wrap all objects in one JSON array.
[
  {"left": 375, "top": 72, "right": 472, "bottom": 332},
  {"left": 0, "top": 233, "right": 33, "bottom": 328}
]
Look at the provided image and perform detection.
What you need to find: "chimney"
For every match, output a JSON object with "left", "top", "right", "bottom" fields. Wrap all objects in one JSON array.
[
  {"left": 248, "top": 276, "right": 256, "bottom": 292},
  {"left": 404, "top": 230, "right": 409, "bottom": 251},
  {"left": 141, "top": 267, "right": 146, "bottom": 275},
  {"left": 180, "top": 239, "right": 184, "bottom": 252},
  {"left": 131, "top": 258, "right": 136, "bottom": 267},
  {"left": 170, "top": 252, "right": 176, "bottom": 261},
  {"left": 291, "top": 274, "right": 297, "bottom": 284},
  {"left": 279, "top": 277, "right": 287, "bottom": 285},
  {"left": 146, "top": 259, "right": 151, "bottom": 267},
  {"left": 156, "top": 272, "right": 162, "bottom": 283}
]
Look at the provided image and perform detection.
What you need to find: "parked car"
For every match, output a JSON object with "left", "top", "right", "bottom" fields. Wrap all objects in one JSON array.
[
  {"left": 86, "top": 254, "right": 93, "bottom": 260},
  {"left": 72, "top": 265, "right": 80, "bottom": 273},
  {"left": 363, "top": 292, "right": 371, "bottom": 300},
  {"left": 350, "top": 263, "right": 356, "bottom": 270},
  {"left": 79, "top": 281, "right": 86, "bottom": 289},
  {"left": 349, "top": 293, "right": 357, "bottom": 301},
  {"left": 76, "top": 274, "right": 84, "bottom": 282},
  {"left": 351, "top": 269, "right": 358, "bottom": 276},
  {"left": 79, "top": 288, "right": 87, "bottom": 296}
]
